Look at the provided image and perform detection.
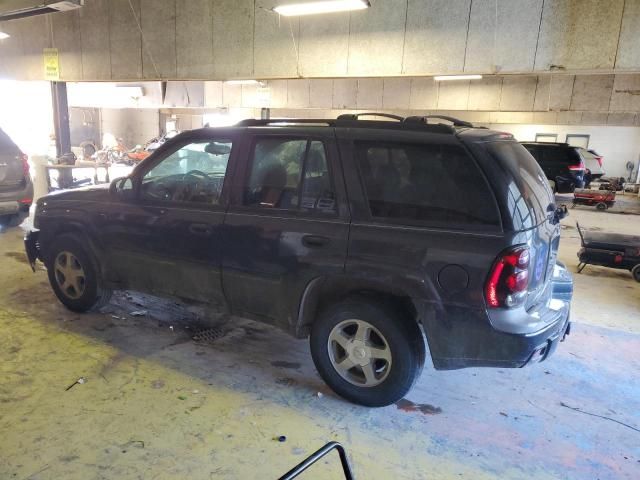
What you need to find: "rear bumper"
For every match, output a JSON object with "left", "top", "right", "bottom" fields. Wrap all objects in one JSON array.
[
  {"left": 0, "top": 178, "right": 34, "bottom": 210},
  {"left": 24, "top": 229, "right": 41, "bottom": 272},
  {"left": 0, "top": 200, "right": 20, "bottom": 216},
  {"left": 423, "top": 264, "right": 573, "bottom": 370}
]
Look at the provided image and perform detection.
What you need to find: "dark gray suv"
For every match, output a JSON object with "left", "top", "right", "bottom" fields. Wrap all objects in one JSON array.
[
  {"left": 25, "top": 114, "right": 572, "bottom": 407},
  {"left": 0, "top": 127, "right": 33, "bottom": 228}
]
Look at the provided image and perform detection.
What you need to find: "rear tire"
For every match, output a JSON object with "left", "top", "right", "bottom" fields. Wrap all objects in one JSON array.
[
  {"left": 596, "top": 202, "right": 607, "bottom": 211},
  {"left": 0, "top": 214, "right": 24, "bottom": 228},
  {"left": 310, "top": 297, "right": 425, "bottom": 407},
  {"left": 45, "top": 234, "right": 112, "bottom": 312},
  {"left": 632, "top": 265, "right": 640, "bottom": 283}
]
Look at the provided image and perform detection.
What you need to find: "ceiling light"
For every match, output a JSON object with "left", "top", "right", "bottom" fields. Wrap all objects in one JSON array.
[
  {"left": 434, "top": 75, "right": 483, "bottom": 81},
  {"left": 0, "top": 32, "right": 10, "bottom": 40},
  {"left": 274, "top": 0, "right": 370, "bottom": 17},
  {"left": 225, "top": 80, "right": 263, "bottom": 86},
  {"left": 0, "top": 1, "right": 84, "bottom": 22}
]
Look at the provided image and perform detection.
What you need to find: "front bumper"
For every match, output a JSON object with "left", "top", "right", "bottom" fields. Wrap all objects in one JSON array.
[{"left": 24, "top": 229, "right": 41, "bottom": 272}]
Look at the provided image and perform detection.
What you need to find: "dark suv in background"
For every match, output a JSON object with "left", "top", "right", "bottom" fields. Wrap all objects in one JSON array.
[
  {"left": 521, "top": 142, "right": 604, "bottom": 192},
  {"left": 25, "top": 114, "right": 572, "bottom": 407},
  {"left": 0, "top": 127, "right": 32, "bottom": 228}
]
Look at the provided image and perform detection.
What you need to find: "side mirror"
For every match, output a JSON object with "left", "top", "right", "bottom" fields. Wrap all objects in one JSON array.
[{"left": 109, "top": 176, "right": 134, "bottom": 199}]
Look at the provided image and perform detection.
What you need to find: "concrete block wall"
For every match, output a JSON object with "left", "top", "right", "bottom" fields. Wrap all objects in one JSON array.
[
  {"left": 2, "top": 0, "right": 640, "bottom": 81},
  {"left": 223, "top": 73, "right": 640, "bottom": 125}
]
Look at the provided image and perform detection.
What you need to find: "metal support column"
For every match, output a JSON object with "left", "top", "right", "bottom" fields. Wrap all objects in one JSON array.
[
  {"left": 51, "top": 81, "right": 73, "bottom": 188},
  {"left": 51, "top": 81, "right": 71, "bottom": 157}
]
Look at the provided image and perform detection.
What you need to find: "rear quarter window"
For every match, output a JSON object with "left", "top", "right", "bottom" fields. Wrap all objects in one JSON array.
[
  {"left": 355, "top": 141, "right": 500, "bottom": 230},
  {"left": 486, "top": 141, "right": 554, "bottom": 229}
]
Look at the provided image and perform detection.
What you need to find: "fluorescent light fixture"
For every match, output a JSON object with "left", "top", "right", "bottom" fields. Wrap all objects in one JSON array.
[
  {"left": 274, "top": 0, "right": 370, "bottom": 17},
  {"left": 225, "top": 80, "right": 263, "bottom": 86},
  {"left": 0, "top": 1, "right": 84, "bottom": 22},
  {"left": 434, "top": 75, "right": 483, "bottom": 81},
  {"left": 0, "top": 32, "right": 10, "bottom": 40}
]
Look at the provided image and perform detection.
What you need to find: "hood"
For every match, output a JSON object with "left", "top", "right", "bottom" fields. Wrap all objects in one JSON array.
[{"left": 39, "top": 183, "right": 111, "bottom": 205}]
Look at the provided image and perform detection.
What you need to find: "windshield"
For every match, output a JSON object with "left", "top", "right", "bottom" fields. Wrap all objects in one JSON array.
[{"left": 485, "top": 141, "right": 554, "bottom": 228}]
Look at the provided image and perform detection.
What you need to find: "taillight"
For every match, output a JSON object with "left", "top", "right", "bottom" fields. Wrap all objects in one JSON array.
[
  {"left": 21, "top": 153, "right": 29, "bottom": 177},
  {"left": 485, "top": 246, "right": 530, "bottom": 309},
  {"left": 568, "top": 163, "right": 584, "bottom": 172}
]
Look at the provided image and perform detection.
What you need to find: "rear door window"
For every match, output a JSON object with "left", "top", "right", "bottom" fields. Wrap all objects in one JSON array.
[
  {"left": 355, "top": 141, "right": 500, "bottom": 230},
  {"left": 244, "top": 137, "right": 336, "bottom": 214}
]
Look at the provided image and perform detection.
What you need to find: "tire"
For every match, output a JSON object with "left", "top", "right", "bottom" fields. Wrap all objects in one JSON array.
[
  {"left": 45, "top": 234, "right": 112, "bottom": 312},
  {"left": 310, "top": 297, "right": 426, "bottom": 407},
  {"left": 596, "top": 202, "right": 607, "bottom": 211},
  {"left": 632, "top": 265, "right": 640, "bottom": 283},
  {"left": 0, "top": 214, "right": 24, "bottom": 228}
]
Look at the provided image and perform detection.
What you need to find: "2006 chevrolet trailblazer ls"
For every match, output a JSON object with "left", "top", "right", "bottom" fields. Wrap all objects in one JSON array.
[{"left": 25, "top": 114, "right": 573, "bottom": 406}]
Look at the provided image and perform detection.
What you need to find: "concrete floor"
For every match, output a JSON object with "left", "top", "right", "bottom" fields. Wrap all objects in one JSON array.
[{"left": 1, "top": 208, "right": 639, "bottom": 480}]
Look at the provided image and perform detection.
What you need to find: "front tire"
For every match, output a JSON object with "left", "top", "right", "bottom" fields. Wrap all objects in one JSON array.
[
  {"left": 45, "top": 234, "right": 112, "bottom": 312},
  {"left": 632, "top": 265, "right": 640, "bottom": 283},
  {"left": 310, "top": 297, "right": 425, "bottom": 407}
]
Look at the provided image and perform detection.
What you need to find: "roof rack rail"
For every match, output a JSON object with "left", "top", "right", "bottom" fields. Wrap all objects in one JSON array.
[
  {"left": 404, "top": 115, "right": 473, "bottom": 128},
  {"left": 337, "top": 113, "right": 404, "bottom": 121},
  {"left": 235, "top": 118, "right": 335, "bottom": 127}
]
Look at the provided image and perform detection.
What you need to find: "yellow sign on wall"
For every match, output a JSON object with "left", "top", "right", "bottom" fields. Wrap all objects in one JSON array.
[{"left": 43, "top": 48, "right": 60, "bottom": 80}]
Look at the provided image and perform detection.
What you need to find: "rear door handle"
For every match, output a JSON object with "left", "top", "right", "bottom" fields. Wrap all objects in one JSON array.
[
  {"left": 189, "top": 223, "right": 213, "bottom": 236},
  {"left": 142, "top": 206, "right": 168, "bottom": 216},
  {"left": 302, "top": 235, "right": 330, "bottom": 248}
]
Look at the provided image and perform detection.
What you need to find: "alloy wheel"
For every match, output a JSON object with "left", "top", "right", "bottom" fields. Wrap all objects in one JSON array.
[
  {"left": 54, "top": 251, "right": 86, "bottom": 300},
  {"left": 327, "top": 319, "right": 392, "bottom": 387}
]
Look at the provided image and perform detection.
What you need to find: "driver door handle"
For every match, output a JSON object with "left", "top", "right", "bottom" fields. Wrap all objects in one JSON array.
[
  {"left": 302, "top": 235, "right": 330, "bottom": 248},
  {"left": 188, "top": 223, "right": 213, "bottom": 236}
]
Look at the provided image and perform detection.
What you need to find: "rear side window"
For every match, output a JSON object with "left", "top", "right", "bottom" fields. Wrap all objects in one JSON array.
[
  {"left": 541, "top": 146, "right": 580, "bottom": 166},
  {"left": 355, "top": 141, "right": 500, "bottom": 229},
  {"left": 244, "top": 137, "right": 336, "bottom": 213}
]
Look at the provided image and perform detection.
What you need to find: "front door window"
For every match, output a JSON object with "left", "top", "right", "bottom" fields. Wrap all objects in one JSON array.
[{"left": 141, "top": 140, "right": 232, "bottom": 205}]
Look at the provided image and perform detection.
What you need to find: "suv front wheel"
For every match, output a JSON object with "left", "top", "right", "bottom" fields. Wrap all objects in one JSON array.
[
  {"left": 310, "top": 297, "right": 425, "bottom": 407},
  {"left": 45, "top": 234, "right": 112, "bottom": 312}
]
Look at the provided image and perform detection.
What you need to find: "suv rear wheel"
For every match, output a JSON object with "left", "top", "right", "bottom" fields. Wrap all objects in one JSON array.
[
  {"left": 45, "top": 234, "right": 112, "bottom": 312},
  {"left": 310, "top": 297, "right": 425, "bottom": 407}
]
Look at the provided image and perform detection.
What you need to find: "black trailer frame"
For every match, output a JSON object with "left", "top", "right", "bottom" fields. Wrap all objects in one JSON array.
[{"left": 576, "top": 223, "right": 640, "bottom": 282}]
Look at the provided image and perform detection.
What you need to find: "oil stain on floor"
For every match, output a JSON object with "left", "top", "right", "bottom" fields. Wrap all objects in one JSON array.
[{"left": 396, "top": 398, "right": 443, "bottom": 415}]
